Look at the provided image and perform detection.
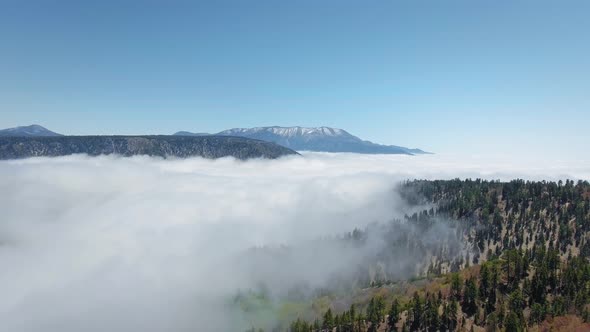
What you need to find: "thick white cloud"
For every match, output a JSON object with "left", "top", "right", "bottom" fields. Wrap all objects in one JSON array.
[{"left": 0, "top": 152, "right": 587, "bottom": 331}]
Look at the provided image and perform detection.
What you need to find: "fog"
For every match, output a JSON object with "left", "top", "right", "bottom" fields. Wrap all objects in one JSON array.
[{"left": 0, "top": 152, "right": 588, "bottom": 331}]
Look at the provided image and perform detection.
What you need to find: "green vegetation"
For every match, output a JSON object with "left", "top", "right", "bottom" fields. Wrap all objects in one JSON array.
[{"left": 250, "top": 179, "right": 590, "bottom": 331}]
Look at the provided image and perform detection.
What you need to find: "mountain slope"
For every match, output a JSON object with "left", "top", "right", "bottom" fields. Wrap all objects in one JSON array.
[
  {"left": 0, "top": 136, "right": 298, "bottom": 160},
  {"left": 274, "top": 179, "right": 590, "bottom": 332},
  {"left": 176, "top": 126, "right": 428, "bottom": 155},
  {"left": 0, "top": 124, "right": 62, "bottom": 137},
  {"left": 173, "top": 131, "right": 210, "bottom": 136}
]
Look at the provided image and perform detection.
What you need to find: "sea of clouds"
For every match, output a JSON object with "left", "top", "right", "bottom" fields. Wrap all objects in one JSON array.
[{"left": 0, "top": 152, "right": 588, "bottom": 331}]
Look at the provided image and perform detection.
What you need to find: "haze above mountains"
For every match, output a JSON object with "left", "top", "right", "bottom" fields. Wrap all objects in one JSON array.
[{"left": 0, "top": 124, "right": 428, "bottom": 156}]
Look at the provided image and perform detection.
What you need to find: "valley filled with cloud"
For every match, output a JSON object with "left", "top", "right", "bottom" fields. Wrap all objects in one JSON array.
[{"left": 0, "top": 153, "right": 588, "bottom": 331}]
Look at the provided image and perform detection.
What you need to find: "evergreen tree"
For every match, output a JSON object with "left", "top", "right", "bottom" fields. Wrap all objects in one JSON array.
[
  {"left": 323, "top": 308, "right": 334, "bottom": 330},
  {"left": 504, "top": 311, "right": 522, "bottom": 332},
  {"left": 462, "top": 277, "right": 478, "bottom": 316},
  {"left": 451, "top": 273, "right": 462, "bottom": 301},
  {"left": 388, "top": 299, "right": 400, "bottom": 331}
]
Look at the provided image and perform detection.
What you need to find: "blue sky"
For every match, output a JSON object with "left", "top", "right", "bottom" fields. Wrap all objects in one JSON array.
[{"left": 1, "top": 0, "right": 588, "bottom": 156}]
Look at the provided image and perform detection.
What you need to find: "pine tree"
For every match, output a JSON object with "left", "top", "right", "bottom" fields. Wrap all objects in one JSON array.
[
  {"left": 410, "top": 292, "right": 423, "bottom": 331},
  {"left": 462, "top": 277, "right": 478, "bottom": 316},
  {"left": 504, "top": 311, "right": 522, "bottom": 332},
  {"left": 388, "top": 299, "right": 400, "bottom": 331},
  {"left": 451, "top": 273, "right": 462, "bottom": 301},
  {"left": 323, "top": 308, "right": 334, "bottom": 330}
]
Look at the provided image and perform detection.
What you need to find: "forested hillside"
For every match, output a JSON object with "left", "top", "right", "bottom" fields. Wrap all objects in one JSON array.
[
  {"left": 0, "top": 135, "right": 298, "bottom": 160},
  {"left": 264, "top": 179, "right": 590, "bottom": 331}
]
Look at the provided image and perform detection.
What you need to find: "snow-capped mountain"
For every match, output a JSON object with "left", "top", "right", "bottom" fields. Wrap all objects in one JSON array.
[
  {"left": 175, "top": 126, "right": 429, "bottom": 155},
  {"left": 220, "top": 126, "right": 351, "bottom": 138},
  {"left": 0, "top": 124, "right": 62, "bottom": 137},
  {"left": 0, "top": 124, "right": 429, "bottom": 155}
]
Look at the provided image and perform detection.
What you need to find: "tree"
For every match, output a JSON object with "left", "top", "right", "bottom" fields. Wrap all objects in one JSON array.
[
  {"left": 451, "top": 273, "right": 462, "bottom": 301},
  {"left": 441, "top": 300, "right": 458, "bottom": 331},
  {"left": 313, "top": 319, "right": 321, "bottom": 331},
  {"left": 530, "top": 303, "right": 545, "bottom": 325},
  {"left": 424, "top": 294, "right": 439, "bottom": 331},
  {"left": 462, "top": 277, "right": 478, "bottom": 316},
  {"left": 323, "top": 308, "right": 334, "bottom": 330},
  {"left": 367, "top": 298, "right": 382, "bottom": 332},
  {"left": 508, "top": 289, "right": 524, "bottom": 318},
  {"left": 409, "top": 292, "right": 423, "bottom": 331},
  {"left": 388, "top": 299, "right": 400, "bottom": 331},
  {"left": 504, "top": 311, "right": 522, "bottom": 332}
]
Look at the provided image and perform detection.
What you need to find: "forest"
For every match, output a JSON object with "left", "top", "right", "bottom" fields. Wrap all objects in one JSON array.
[{"left": 248, "top": 179, "right": 590, "bottom": 331}]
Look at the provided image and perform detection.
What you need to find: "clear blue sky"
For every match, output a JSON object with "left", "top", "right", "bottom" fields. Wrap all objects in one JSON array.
[{"left": 1, "top": 0, "right": 588, "bottom": 156}]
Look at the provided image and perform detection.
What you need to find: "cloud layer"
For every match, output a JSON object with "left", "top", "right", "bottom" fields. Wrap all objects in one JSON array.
[{"left": 0, "top": 152, "right": 588, "bottom": 331}]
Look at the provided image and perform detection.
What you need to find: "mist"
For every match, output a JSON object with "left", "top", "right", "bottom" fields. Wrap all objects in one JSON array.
[{"left": 0, "top": 152, "right": 587, "bottom": 331}]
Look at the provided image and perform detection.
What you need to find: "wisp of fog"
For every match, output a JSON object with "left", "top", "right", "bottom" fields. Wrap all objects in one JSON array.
[{"left": 0, "top": 152, "right": 588, "bottom": 331}]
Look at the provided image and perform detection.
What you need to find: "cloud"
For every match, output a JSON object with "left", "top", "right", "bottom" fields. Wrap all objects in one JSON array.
[{"left": 0, "top": 152, "right": 587, "bottom": 331}]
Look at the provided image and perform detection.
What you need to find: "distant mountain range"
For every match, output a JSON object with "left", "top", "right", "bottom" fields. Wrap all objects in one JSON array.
[
  {"left": 0, "top": 124, "right": 62, "bottom": 137},
  {"left": 175, "top": 126, "right": 429, "bottom": 155},
  {"left": 0, "top": 136, "right": 297, "bottom": 160},
  {"left": 173, "top": 131, "right": 210, "bottom": 137},
  {"left": 0, "top": 124, "right": 429, "bottom": 156}
]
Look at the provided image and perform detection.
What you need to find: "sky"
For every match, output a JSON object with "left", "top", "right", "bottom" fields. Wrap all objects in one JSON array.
[{"left": 1, "top": 0, "right": 589, "bottom": 156}]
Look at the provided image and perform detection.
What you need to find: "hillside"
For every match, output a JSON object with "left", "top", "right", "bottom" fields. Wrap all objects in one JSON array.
[
  {"left": 0, "top": 135, "right": 298, "bottom": 160},
  {"left": 245, "top": 179, "right": 590, "bottom": 331}
]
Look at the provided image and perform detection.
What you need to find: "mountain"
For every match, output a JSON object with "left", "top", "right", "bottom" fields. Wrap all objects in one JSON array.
[
  {"left": 0, "top": 125, "right": 428, "bottom": 155},
  {"left": 0, "top": 136, "right": 298, "bottom": 160},
  {"left": 175, "top": 126, "right": 429, "bottom": 155},
  {"left": 0, "top": 124, "right": 62, "bottom": 137},
  {"left": 276, "top": 179, "right": 590, "bottom": 332},
  {"left": 173, "top": 131, "right": 210, "bottom": 136}
]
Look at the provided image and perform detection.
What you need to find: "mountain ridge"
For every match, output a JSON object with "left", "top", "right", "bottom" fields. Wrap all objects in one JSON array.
[
  {"left": 176, "top": 126, "right": 430, "bottom": 155},
  {"left": 0, "top": 135, "right": 298, "bottom": 160},
  {"left": 0, "top": 125, "right": 430, "bottom": 155},
  {"left": 0, "top": 124, "right": 62, "bottom": 137}
]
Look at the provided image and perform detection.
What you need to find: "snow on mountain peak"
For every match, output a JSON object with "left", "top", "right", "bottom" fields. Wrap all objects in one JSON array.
[{"left": 224, "top": 126, "right": 350, "bottom": 138}]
